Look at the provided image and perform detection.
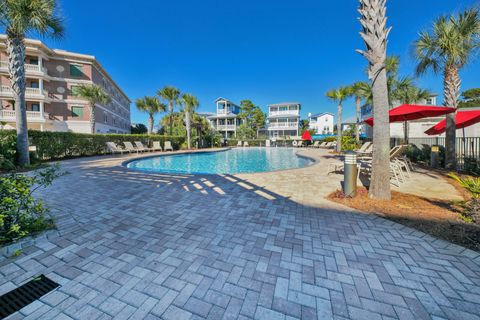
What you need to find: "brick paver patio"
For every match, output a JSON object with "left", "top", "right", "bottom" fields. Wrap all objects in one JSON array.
[{"left": 1, "top": 149, "right": 479, "bottom": 320}]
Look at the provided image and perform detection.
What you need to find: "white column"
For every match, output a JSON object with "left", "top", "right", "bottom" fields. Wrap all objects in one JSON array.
[
  {"left": 40, "top": 123, "right": 44, "bottom": 132},
  {"left": 39, "top": 78, "right": 44, "bottom": 94},
  {"left": 39, "top": 101, "right": 44, "bottom": 116}
]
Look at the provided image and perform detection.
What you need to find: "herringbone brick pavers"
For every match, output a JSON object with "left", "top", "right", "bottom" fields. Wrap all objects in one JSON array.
[{"left": 0, "top": 150, "right": 479, "bottom": 319}]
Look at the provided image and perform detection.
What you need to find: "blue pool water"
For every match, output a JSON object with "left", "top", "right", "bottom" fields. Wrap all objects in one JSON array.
[{"left": 126, "top": 148, "right": 314, "bottom": 174}]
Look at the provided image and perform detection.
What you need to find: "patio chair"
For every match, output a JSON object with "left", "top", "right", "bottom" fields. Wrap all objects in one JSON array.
[
  {"left": 295, "top": 141, "right": 304, "bottom": 148},
  {"left": 265, "top": 140, "right": 271, "bottom": 147},
  {"left": 164, "top": 141, "right": 174, "bottom": 151},
  {"left": 152, "top": 141, "right": 163, "bottom": 152},
  {"left": 123, "top": 141, "right": 141, "bottom": 153},
  {"left": 243, "top": 141, "right": 249, "bottom": 147},
  {"left": 134, "top": 141, "right": 154, "bottom": 152},
  {"left": 105, "top": 142, "right": 127, "bottom": 155},
  {"left": 237, "top": 140, "right": 242, "bottom": 147},
  {"left": 318, "top": 142, "right": 327, "bottom": 148}
]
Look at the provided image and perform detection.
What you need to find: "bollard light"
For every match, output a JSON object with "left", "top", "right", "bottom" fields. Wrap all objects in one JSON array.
[{"left": 343, "top": 151, "right": 358, "bottom": 197}]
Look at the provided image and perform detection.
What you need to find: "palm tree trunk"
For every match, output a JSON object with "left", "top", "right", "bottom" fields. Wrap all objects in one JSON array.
[
  {"left": 148, "top": 113, "right": 153, "bottom": 135},
  {"left": 336, "top": 104, "right": 342, "bottom": 152},
  {"left": 89, "top": 104, "right": 96, "bottom": 134},
  {"left": 169, "top": 102, "right": 173, "bottom": 136},
  {"left": 444, "top": 66, "right": 460, "bottom": 169},
  {"left": 369, "top": 67, "right": 391, "bottom": 200},
  {"left": 7, "top": 33, "right": 29, "bottom": 167},
  {"left": 185, "top": 110, "right": 191, "bottom": 149},
  {"left": 355, "top": 97, "right": 361, "bottom": 143}
]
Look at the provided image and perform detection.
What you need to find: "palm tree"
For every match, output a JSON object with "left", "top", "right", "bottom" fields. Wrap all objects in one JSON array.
[
  {"left": 158, "top": 86, "right": 180, "bottom": 136},
  {"left": 357, "top": 0, "right": 392, "bottom": 200},
  {"left": 326, "top": 86, "right": 350, "bottom": 152},
  {"left": 414, "top": 9, "right": 480, "bottom": 169},
  {"left": 74, "top": 84, "right": 111, "bottom": 134},
  {"left": 135, "top": 96, "right": 166, "bottom": 134},
  {"left": 181, "top": 93, "right": 200, "bottom": 149},
  {"left": 349, "top": 81, "right": 370, "bottom": 143},
  {"left": 0, "top": 0, "right": 64, "bottom": 166},
  {"left": 391, "top": 77, "right": 431, "bottom": 142}
]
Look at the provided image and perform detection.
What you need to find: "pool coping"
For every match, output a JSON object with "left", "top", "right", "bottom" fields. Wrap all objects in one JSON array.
[{"left": 121, "top": 146, "right": 319, "bottom": 176}]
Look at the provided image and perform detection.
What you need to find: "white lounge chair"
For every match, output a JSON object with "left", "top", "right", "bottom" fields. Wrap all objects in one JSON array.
[
  {"left": 356, "top": 142, "right": 372, "bottom": 155},
  {"left": 310, "top": 141, "right": 320, "bottom": 148},
  {"left": 106, "top": 142, "right": 127, "bottom": 155},
  {"left": 152, "top": 141, "right": 163, "bottom": 152},
  {"left": 318, "top": 142, "right": 327, "bottom": 148},
  {"left": 265, "top": 140, "right": 271, "bottom": 147},
  {"left": 237, "top": 141, "right": 242, "bottom": 147},
  {"left": 243, "top": 141, "right": 249, "bottom": 147},
  {"left": 134, "top": 141, "right": 154, "bottom": 152},
  {"left": 164, "top": 141, "right": 174, "bottom": 151},
  {"left": 123, "top": 141, "right": 140, "bottom": 153}
]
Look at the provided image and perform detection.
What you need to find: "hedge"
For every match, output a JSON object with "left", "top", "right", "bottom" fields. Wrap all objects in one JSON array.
[{"left": 0, "top": 130, "right": 186, "bottom": 161}]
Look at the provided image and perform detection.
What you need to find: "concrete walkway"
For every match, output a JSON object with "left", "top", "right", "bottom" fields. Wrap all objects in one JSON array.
[{"left": 1, "top": 148, "right": 479, "bottom": 320}]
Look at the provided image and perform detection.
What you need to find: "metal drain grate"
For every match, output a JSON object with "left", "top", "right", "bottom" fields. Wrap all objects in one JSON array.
[{"left": 0, "top": 274, "right": 59, "bottom": 319}]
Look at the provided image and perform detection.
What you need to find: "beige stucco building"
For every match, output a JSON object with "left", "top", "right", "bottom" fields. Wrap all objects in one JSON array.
[{"left": 0, "top": 36, "right": 130, "bottom": 133}]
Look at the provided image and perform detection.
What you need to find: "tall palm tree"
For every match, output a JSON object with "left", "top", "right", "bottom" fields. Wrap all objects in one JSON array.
[
  {"left": 349, "top": 81, "right": 370, "bottom": 143},
  {"left": 357, "top": 0, "right": 392, "bottom": 200},
  {"left": 158, "top": 86, "right": 180, "bottom": 136},
  {"left": 414, "top": 9, "right": 480, "bottom": 169},
  {"left": 135, "top": 96, "right": 166, "bottom": 134},
  {"left": 326, "top": 86, "right": 350, "bottom": 152},
  {"left": 181, "top": 93, "right": 200, "bottom": 149},
  {"left": 74, "top": 84, "right": 111, "bottom": 134},
  {"left": 0, "top": 0, "right": 64, "bottom": 166}
]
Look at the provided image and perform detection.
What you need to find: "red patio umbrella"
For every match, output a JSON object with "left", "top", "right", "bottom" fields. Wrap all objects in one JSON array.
[
  {"left": 425, "top": 110, "right": 480, "bottom": 135},
  {"left": 364, "top": 104, "right": 456, "bottom": 142},
  {"left": 301, "top": 130, "right": 312, "bottom": 141}
]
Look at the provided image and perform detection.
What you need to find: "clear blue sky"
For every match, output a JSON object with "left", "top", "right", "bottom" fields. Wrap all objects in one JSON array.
[{"left": 45, "top": 0, "right": 480, "bottom": 125}]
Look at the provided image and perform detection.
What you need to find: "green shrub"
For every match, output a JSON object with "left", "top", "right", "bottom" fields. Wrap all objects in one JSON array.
[
  {"left": 0, "top": 130, "right": 186, "bottom": 162},
  {"left": 321, "top": 136, "right": 337, "bottom": 143},
  {"left": 463, "top": 157, "right": 480, "bottom": 176},
  {"left": 448, "top": 173, "right": 480, "bottom": 224},
  {"left": 341, "top": 135, "right": 358, "bottom": 151},
  {"left": 0, "top": 164, "right": 65, "bottom": 245}
]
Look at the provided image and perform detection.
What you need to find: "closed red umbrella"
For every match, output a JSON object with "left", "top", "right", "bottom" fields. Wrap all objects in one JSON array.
[
  {"left": 425, "top": 110, "right": 480, "bottom": 135},
  {"left": 301, "top": 130, "right": 312, "bottom": 141},
  {"left": 364, "top": 104, "right": 456, "bottom": 142}
]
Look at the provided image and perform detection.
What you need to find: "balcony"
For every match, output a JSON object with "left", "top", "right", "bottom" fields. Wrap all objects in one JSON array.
[
  {"left": 0, "top": 85, "right": 50, "bottom": 100},
  {"left": 0, "top": 61, "right": 48, "bottom": 76},
  {"left": 269, "top": 110, "right": 300, "bottom": 117},
  {"left": 0, "top": 109, "right": 49, "bottom": 122},
  {"left": 216, "top": 124, "right": 236, "bottom": 131},
  {"left": 268, "top": 122, "right": 298, "bottom": 130}
]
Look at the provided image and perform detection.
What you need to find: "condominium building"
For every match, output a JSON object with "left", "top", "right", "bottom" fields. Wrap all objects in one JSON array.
[
  {"left": 0, "top": 36, "right": 131, "bottom": 133},
  {"left": 207, "top": 98, "right": 242, "bottom": 138},
  {"left": 308, "top": 112, "right": 334, "bottom": 134},
  {"left": 267, "top": 102, "right": 300, "bottom": 138}
]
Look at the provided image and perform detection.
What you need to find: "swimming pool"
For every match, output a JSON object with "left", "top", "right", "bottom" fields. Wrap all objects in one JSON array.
[{"left": 125, "top": 148, "right": 314, "bottom": 174}]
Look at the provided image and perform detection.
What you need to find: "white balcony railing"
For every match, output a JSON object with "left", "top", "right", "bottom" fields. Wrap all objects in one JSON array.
[
  {"left": 268, "top": 122, "right": 298, "bottom": 129},
  {"left": 269, "top": 110, "right": 300, "bottom": 117},
  {"left": 0, "top": 110, "right": 48, "bottom": 121},
  {"left": 0, "top": 61, "right": 48, "bottom": 74},
  {"left": 0, "top": 85, "right": 48, "bottom": 97},
  {"left": 216, "top": 124, "right": 236, "bottom": 131}
]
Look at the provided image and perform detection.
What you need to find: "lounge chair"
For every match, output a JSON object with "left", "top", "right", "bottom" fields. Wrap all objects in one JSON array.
[
  {"left": 318, "top": 142, "right": 327, "bottom": 148},
  {"left": 134, "top": 141, "right": 154, "bottom": 152},
  {"left": 152, "top": 141, "right": 163, "bottom": 152},
  {"left": 164, "top": 141, "right": 174, "bottom": 151},
  {"left": 237, "top": 141, "right": 242, "bottom": 147},
  {"left": 243, "top": 141, "right": 249, "bottom": 147},
  {"left": 356, "top": 142, "right": 372, "bottom": 154},
  {"left": 265, "top": 140, "right": 271, "bottom": 147},
  {"left": 310, "top": 141, "right": 320, "bottom": 148},
  {"left": 123, "top": 141, "right": 140, "bottom": 153},
  {"left": 106, "top": 142, "right": 127, "bottom": 155}
]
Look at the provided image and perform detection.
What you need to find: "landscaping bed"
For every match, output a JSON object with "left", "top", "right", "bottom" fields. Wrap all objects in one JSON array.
[{"left": 328, "top": 187, "right": 480, "bottom": 252}]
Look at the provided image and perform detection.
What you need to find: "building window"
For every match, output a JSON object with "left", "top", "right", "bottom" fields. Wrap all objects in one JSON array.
[
  {"left": 70, "top": 64, "right": 83, "bottom": 77},
  {"left": 31, "top": 103, "right": 40, "bottom": 112},
  {"left": 71, "top": 106, "right": 84, "bottom": 118},
  {"left": 104, "top": 114, "right": 108, "bottom": 123},
  {"left": 426, "top": 98, "right": 433, "bottom": 105}
]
